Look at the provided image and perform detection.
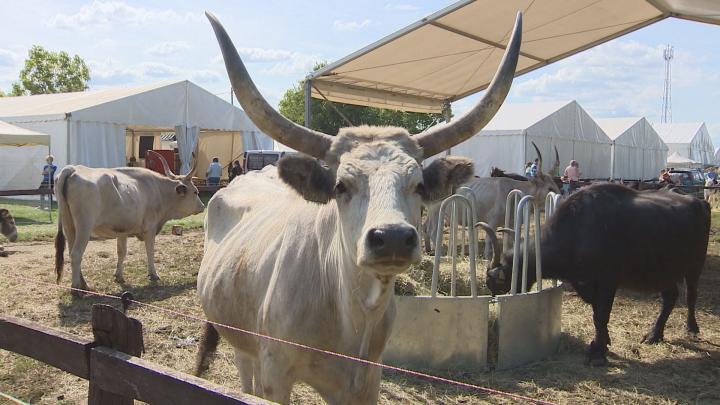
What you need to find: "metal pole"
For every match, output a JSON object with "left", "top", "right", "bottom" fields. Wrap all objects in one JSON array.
[
  {"left": 303, "top": 78, "right": 312, "bottom": 129},
  {"left": 442, "top": 101, "right": 452, "bottom": 156}
]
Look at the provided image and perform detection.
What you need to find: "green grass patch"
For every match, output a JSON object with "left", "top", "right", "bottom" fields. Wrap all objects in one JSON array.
[{"left": 1, "top": 195, "right": 208, "bottom": 242}]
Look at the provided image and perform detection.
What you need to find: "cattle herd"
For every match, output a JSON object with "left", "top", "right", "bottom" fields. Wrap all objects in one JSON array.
[{"left": 0, "top": 10, "right": 713, "bottom": 405}]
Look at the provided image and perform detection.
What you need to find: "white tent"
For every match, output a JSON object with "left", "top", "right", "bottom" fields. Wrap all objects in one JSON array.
[
  {"left": 666, "top": 151, "right": 701, "bottom": 168},
  {"left": 595, "top": 117, "right": 668, "bottom": 180},
  {"left": 0, "top": 81, "right": 272, "bottom": 188},
  {"left": 0, "top": 121, "right": 50, "bottom": 190},
  {"left": 448, "top": 100, "right": 611, "bottom": 178},
  {"left": 653, "top": 122, "right": 715, "bottom": 165}
]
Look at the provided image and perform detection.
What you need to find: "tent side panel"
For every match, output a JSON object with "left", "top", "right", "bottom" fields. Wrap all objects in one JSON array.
[
  {"left": 0, "top": 145, "right": 48, "bottom": 190},
  {"left": 451, "top": 133, "right": 525, "bottom": 176},
  {"left": 4, "top": 120, "right": 68, "bottom": 169},
  {"left": 69, "top": 121, "right": 125, "bottom": 168}
]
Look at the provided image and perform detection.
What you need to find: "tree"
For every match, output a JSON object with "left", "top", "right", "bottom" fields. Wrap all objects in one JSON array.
[
  {"left": 11, "top": 45, "right": 90, "bottom": 96},
  {"left": 279, "top": 64, "right": 443, "bottom": 135}
]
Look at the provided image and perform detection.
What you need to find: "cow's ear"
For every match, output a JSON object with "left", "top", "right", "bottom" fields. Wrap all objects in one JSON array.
[
  {"left": 175, "top": 184, "right": 188, "bottom": 196},
  {"left": 420, "top": 156, "right": 474, "bottom": 203},
  {"left": 0, "top": 209, "right": 7, "bottom": 218},
  {"left": 278, "top": 154, "right": 335, "bottom": 204}
]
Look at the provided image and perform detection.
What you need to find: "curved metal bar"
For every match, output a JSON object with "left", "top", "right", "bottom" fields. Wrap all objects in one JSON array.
[
  {"left": 431, "top": 194, "right": 478, "bottom": 297},
  {"left": 504, "top": 190, "right": 524, "bottom": 253}
]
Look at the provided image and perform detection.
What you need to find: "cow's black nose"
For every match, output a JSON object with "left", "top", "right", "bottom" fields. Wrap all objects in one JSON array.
[{"left": 366, "top": 225, "right": 417, "bottom": 259}]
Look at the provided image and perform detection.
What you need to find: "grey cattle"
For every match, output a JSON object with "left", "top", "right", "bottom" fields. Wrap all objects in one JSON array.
[
  {"left": 1, "top": 209, "right": 17, "bottom": 242},
  {"left": 195, "top": 11, "right": 522, "bottom": 405},
  {"left": 424, "top": 143, "right": 559, "bottom": 258},
  {"left": 54, "top": 153, "right": 204, "bottom": 294}
]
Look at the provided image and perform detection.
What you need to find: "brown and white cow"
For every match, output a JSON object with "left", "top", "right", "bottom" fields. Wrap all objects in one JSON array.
[
  {"left": 195, "top": 11, "right": 522, "bottom": 404},
  {"left": 54, "top": 153, "right": 204, "bottom": 294}
]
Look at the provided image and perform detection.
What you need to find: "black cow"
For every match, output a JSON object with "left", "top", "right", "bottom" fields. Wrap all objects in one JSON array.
[
  {"left": 480, "top": 183, "right": 710, "bottom": 365},
  {"left": 490, "top": 167, "right": 528, "bottom": 181}
]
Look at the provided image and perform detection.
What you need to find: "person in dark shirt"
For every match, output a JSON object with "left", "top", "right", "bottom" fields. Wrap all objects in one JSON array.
[
  {"left": 229, "top": 160, "right": 244, "bottom": 182},
  {"left": 40, "top": 155, "right": 57, "bottom": 210}
]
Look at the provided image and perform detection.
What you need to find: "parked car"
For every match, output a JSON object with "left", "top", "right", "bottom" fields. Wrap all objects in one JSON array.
[
  {"left": 243, "top": 150, "right": 296, "bottom": 172},
  {"left": 668, "top": 169, "right": 705, "bottom": 198}
]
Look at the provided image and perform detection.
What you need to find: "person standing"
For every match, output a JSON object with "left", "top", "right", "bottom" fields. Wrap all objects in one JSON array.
[
  {"left": 563, "top": 160, "right": 581, "bottom": 193},
  {"left": 529, "top": 158, "right": 539, "bottom": 177},
  {"left": 229, "top": 160, "right": 243, "bottom": 181},
  {"left": 523, "top": 161, "right": 533, "bottom": 177},
  {"left": 206, "top": 157, "right": 222, "bottom": 185},
  {"left": 39, "top": 155, "right": 57, "bottom": 210}
]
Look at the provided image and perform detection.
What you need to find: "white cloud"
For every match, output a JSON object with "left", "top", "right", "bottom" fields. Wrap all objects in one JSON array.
[
  {"left": 146, "top": 41, "right": 190, "bottom": 57},
  {"left": 384, "top": 3, "right": 418, "bottom": 12},
  {"left": 511, "top": 40, "right": 717, "bottom": 121},
  {"left": 49, "top": 1, "right": 200, "bottom": 30},
  {"left": 215, "top": 48, "right": 319, "bottom": 76},
  {"left": 87, "top": 57, "right": 223, "bottom": 88},
  {"left": 333, "top": 19, "right": 371, "bottom": 32}
]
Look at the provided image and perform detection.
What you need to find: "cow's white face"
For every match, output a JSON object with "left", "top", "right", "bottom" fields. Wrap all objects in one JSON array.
[
  {"left": 279, "top": 126, "right": 473, "bottom": 276},
  {"left": 170, "top": 179, "right": 205, "bottom": 218}
]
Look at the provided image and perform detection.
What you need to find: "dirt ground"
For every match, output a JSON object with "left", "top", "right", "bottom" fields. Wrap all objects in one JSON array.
[{"left": 1, "top": 229, "right": 719, "bottom": 404}]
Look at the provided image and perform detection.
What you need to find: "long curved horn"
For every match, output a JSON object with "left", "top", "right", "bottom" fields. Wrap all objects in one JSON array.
[
  {"left": 206, "top": 12, "right": 333, "bottom": 160},
  {"left": 185, "top": 152, "right": 198, "bottom": 180},
  {"left": 531, "top": 141, "right": 543, "bottom": 173},
  {"left": 148, "top": 150, "right": 174, "bottom": 177},
  {"left": 552, "top": 146, "right": 560, "bottom": 176},
  {"left": 415, "top": 12, "right": 522, "bottom": 159},
  {"left": 475, "top": 222, "right": 502, "bottom": 269}
]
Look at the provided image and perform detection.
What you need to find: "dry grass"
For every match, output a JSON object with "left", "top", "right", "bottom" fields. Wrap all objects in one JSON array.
[{"left": 1, "top": 220, "right": 719, "bottom": 404}]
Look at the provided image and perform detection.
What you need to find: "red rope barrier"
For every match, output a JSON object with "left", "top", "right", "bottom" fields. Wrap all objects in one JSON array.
[{"left": 2, "top": 273, "right": 557, "bottom": 405}]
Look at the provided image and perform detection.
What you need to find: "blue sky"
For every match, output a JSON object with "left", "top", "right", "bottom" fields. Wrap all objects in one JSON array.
[{"left": 1, "top": 1, "right": 718, "bottom": 145}]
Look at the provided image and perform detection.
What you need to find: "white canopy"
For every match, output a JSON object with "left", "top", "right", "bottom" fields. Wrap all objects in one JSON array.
[
  {"left": 0, "top": 120, "right": 49, "bottom": 146},
  {"left": 653, "top": 122, "right": 715, "bottom": 165},
  {"left": 0, "top": 81, "right": 273, "bottom": 181},
  {"left": 447, "top": 100, "right": 612, "bottom": 178},
  {"left": 596, "top": 117, "right": 668, "bottom": 180},
  {"left": 667, "top": 151, "right": 701, "bottom": 168},
  {"left": 309, "top": 0, "right": 720, "bottom": 113}
]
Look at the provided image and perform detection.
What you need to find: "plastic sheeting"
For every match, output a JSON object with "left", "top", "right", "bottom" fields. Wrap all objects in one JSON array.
[
  {"left": 596, "top": 117, "right": 668, "bottom": 180},
  {"left": 176, "top": 125, "right": 199, "bottom": 175},
  {"left": 449, "top": 100, "right": 612, "bottom": 178}
]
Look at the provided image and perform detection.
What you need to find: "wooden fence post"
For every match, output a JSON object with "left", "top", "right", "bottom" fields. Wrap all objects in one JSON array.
[{"left": 88, "top": 303, "right": 144, "bottom": 405}]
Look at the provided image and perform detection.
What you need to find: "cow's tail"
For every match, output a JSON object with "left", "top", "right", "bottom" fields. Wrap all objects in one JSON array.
[
  {"left": 54, "top": 166, "right": 74, "bottom": 283},
  {"left": 194, "top": 322, "right": 220, "bottom": 376}
]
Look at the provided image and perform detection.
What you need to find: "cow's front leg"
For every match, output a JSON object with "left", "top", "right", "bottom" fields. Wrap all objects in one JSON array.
[
  {"left": 115, "top": 236, "right": 127, "bottom": 283},
  {"left": 588, "top": 285, "right": 616, "bottom": 366},
  {"left": 143, "top": 232, "right": 160, "bottom": 282},
  {"left": 642, "top": 284, "right": 678, "bottom": 344}
]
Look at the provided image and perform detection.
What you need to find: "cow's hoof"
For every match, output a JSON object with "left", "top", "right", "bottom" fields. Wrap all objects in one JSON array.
[
  {"left": 641, "top": 332, "right": 663, "bottom": 344},
  {"left": 149, "top": 274, "right": 160, "bottom": 282},
  {"left": 586, "top": 341, "right": 608, "bottom": 366},
  {"left": 114, "top": 275, "right": 125, "bottom": 284}
]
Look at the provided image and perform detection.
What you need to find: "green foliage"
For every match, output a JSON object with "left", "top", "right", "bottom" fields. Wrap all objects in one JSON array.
[
  {"left": 11, "top": 45, "right": 90, "bottom": 96},
  {"left": 278, "top": 63, "right": 443, "bottom": 135}
]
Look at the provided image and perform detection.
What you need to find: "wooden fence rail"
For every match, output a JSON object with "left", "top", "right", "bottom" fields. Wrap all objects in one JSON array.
[{"left": 0, "top": 304, "right": 270, "bottom": 405}]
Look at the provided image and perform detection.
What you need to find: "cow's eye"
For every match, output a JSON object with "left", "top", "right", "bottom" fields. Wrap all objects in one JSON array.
[
  {"left": 334, "top": 181, "right": 348, "bottom": 195},
  {"left": 415, "top": 183, "right": 425, "bottom": 196}
]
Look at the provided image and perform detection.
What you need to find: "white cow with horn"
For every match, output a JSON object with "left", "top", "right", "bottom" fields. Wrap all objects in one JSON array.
[
  {"left": 195, "top": 11, "right": 522, "bottom": 404},
  {"left": 54, "top": 152, "right": 204, "bottom": 294}
]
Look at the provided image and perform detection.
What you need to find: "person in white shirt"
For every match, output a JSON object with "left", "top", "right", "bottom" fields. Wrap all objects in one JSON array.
[
  {"left": 206, "top": 157, "right": 222, "bottom": 185},
  {"left": 563, "top": 160, "right": 582, "bottom": 193}
]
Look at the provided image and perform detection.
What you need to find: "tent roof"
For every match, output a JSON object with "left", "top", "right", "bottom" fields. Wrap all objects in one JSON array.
[
  {"left": 653, "top": 122, "right": 705, "bottom": 144},
  {"left": 0, "top": 120, "right": 50, "bottom": 146},
  {"left": 482, "top": 100, "right": 572, "bottom": 130},
  {"left": 595, "top": 117, "right": 643, "bottom": 140},
  {"left": 0, "top": 82, "right": 168, "bottom": 118},
  {"left": 667, "top": 151, "right": 699, "bottom": 164},
  {"left": 0, "top": 81, "right": 267, "bottom": 135},
  {"left": 309, "top": 0, "right": 720, "bottom": 113}
]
